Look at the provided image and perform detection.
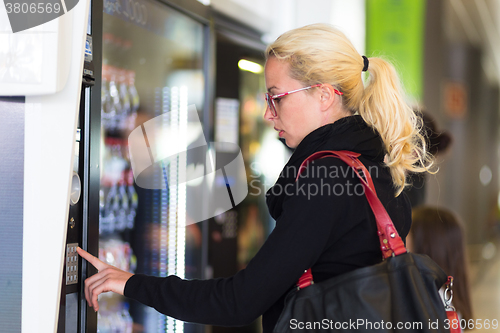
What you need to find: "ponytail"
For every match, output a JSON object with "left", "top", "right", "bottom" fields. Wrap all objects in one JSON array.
[
  {"left": 266, "top": 23, "right": 434, "bottom": 195},
  {"left": 357, "top": 57, "right": 434, "bottom": 195}
]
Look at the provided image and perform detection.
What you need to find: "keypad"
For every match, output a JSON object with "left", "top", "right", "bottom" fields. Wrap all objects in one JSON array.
[{"left": 66, "top": 243, "right": 79, "bottom": 285}]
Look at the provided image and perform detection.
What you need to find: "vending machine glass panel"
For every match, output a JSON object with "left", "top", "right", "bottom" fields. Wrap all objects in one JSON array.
[{"left": 99, "top": 1, "right": 205, "bottom": 332}]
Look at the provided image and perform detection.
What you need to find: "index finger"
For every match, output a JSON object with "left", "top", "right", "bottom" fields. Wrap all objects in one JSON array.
[{"left": 77, "top": 247, "right": 107, "bottom": 271}]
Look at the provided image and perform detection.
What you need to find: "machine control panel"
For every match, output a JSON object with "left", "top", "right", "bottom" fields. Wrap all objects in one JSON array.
[{"left": 66, "top": 243, "right": 79, "bottom": 285}]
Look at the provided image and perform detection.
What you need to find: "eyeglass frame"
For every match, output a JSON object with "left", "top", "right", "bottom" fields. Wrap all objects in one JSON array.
[{"left": 265, "top": 84, "right": 344, "bottom": 117}]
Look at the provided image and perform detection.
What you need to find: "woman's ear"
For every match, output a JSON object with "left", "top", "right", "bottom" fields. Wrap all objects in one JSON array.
[{"left": 318, "top": 84, "right": 338, "bottom": 112}]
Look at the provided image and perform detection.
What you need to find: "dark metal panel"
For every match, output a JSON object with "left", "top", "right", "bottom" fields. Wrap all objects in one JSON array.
[
  {"left": 217, "top": 29, "right": 267, "bottom": 53},
  {"left": 81, "top": 0, "right": 103, "bottom": 332}
]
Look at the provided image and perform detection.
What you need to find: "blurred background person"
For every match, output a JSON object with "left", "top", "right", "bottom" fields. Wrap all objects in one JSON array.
[
  {"left": 408, "top": 206, "right": 473, "bottom": 324},
  {"left": 405, "top": 111, "right": 453, "bottom": 208}
]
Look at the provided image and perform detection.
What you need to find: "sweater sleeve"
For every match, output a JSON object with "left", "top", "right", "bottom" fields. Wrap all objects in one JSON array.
[{"left": 124, "top": 164, "right": 349, "bottom": 326}]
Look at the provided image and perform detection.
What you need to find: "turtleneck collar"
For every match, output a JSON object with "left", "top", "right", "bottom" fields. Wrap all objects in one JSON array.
[{"left": 266, "top": 115, "right": 386, "bottom": 220}]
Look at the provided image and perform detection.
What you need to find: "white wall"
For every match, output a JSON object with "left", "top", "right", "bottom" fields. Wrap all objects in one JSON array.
[
  {"left": 211, "top": 0, "right": 366, "bottom": 55},
  {"left": 264, "top": 0, "right": 365, "bottom": 55}
]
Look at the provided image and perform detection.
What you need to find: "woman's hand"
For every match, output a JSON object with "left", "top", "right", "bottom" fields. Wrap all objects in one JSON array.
[{"left": 76, "top": 247, "right": 133, "bottom": 311}]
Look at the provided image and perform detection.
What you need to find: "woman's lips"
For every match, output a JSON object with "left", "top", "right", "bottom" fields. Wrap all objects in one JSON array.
[{"left": 274, "top": 127, "right": 284, "bottom": 138}]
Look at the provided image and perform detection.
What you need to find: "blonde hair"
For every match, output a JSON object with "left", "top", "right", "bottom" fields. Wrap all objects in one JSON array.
[{"left": 266, "top": 23, "right": 434, "bottom": 195}]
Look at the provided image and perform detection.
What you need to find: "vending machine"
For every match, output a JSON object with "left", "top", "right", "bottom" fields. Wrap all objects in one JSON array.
[
  {"left": 57, "top": 0, "right": 214, "bottom": 330},
  {"left": 83, "top": 0, "right": 213, "bottom": 332},
  {"left": 1, "top": 0, "right": 212, "bottom": 332}
]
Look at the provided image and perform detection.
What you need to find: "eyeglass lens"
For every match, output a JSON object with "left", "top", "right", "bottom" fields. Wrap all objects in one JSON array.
[{"left": 265, "top": 93, "right": 277, "bottom": 117}]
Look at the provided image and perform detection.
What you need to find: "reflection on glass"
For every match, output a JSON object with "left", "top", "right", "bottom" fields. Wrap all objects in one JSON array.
[
  {"left": 237, "top": 63, "right": 292, "bottom": 272},
  {"left": 99, "top": 0, "right": 205, "bottom": 332}
]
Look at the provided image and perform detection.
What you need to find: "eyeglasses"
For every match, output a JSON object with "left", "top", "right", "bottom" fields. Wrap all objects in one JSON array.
[{"left": 264, "top": 84, "right": 343, "bottom": 117}]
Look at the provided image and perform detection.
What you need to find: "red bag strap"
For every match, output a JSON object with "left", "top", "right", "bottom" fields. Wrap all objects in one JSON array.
[
  {"left": 296, "top": 268, "right": 313, "bottom": 289},
  {"left": 295, "top": 150, "right": 407, "bottom": 289}
]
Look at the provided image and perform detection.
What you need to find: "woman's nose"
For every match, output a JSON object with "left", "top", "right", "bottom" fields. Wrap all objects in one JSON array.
[{"left": 264, "top": 104, "right": 275, "bottom": 121}]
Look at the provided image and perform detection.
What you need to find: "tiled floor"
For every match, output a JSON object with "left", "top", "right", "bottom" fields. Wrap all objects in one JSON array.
[{"left": 470, "top": 251, "right": 500, "bottom": 332}]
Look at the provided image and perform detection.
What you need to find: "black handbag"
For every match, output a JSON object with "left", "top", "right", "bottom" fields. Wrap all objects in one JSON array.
[{"left": 273, "top": 150, "right": 459, "bottom": 333}]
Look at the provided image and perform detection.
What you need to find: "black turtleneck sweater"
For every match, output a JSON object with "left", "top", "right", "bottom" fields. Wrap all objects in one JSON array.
[{"left": 124, "top": 115, "right": 412, "bottom": 332}]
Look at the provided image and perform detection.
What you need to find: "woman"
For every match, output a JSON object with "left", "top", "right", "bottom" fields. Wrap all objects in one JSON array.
[
  {"left": 78, "top": 24, "right": 433, "bottom": 332},
  {"left": 408, "top": 206, "right": 473, "bottom": 323}
]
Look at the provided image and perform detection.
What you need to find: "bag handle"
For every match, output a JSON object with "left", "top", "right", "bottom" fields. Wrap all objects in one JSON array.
[
  {"left": 297, "top": 150, "right": 407, "bottom": 258},
  {"left": 295, "top": 150, "right": 407, "bottom": 289}
]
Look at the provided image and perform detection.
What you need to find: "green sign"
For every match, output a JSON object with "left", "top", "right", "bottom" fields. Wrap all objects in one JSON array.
[{"left": 366, "top": 0, "right": 426, "bottom": 101}]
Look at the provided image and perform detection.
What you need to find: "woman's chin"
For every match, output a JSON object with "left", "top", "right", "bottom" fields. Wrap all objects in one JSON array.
[{"left": 283, "top": 138, "right": 298, "bottom": 149}]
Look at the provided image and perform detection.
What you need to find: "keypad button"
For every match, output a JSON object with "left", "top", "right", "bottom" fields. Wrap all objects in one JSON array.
[{"left": 65, "top": 243, "right": 79, "bottom": 285}]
